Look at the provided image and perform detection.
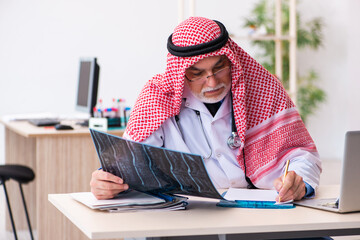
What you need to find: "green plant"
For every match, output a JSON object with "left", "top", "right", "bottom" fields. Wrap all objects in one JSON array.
[{"left": 243, "top": 0, "right": 326, "bottom": 123}]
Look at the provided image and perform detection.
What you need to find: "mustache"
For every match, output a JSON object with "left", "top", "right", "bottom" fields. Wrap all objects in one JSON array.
[{"left": 201, "top": 83, "right": 226, "bottom": 94}]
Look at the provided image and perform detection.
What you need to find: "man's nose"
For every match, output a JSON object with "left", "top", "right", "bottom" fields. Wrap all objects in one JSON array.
[{"left": 205, "top": 74, "right": 219, "bottom": 87}]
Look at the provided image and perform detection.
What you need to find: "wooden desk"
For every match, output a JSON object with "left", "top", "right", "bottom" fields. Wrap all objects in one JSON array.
[
  {"left": 49, "top": 185, "right": 360, "bottom": 240},
  {"left": 0, "top": 119, "right": 124, "bottom": 240}
]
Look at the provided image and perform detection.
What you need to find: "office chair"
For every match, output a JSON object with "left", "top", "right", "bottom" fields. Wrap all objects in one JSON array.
[{"left": 0, "top": 164, "right": 35, "bottom": 240}]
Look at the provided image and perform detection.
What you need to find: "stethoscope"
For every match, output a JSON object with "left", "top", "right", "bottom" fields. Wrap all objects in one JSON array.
[
  {"left": 227, "top": 106, "right": 242, "bottom": 150},
  {"left": 175, "top": 99, "right": 256, "bottom": 189},
  {"left": 175, "top": 99, "right": 242, "bottom": 160}
]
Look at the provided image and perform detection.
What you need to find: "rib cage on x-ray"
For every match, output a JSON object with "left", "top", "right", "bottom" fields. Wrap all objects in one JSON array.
[{"left": 90, "top": 129, "right": 223, "bottom": 199}]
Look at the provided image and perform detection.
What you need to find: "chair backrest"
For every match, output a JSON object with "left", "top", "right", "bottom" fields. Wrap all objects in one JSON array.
[
  {"left": 0, "top": 164, "right": 35, "bottom": 183},
  {"left": 0, "top": 164, "right": 35, "bottom": 240}
]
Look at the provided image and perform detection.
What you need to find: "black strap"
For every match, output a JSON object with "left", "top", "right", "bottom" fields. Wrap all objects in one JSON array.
[
  {"left": 230, "top": 93, "right": 256, "bottom": 189},
  {"left": 167, "top": 20, "right": 229, "bottom": 57},
  {"left": 231, "top": 102, "right": 237, "bottom": 133},
  {"left": 243, "top": 148, "right": 257, "bottom": 189}
]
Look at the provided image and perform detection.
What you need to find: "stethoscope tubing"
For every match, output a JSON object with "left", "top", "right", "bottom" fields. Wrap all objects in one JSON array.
[
  {"left": 175, "top": 106, "right": 240, "bottom": 159},
  {"left": 175, "top": 102, "right": 256, "bottom": 189}
]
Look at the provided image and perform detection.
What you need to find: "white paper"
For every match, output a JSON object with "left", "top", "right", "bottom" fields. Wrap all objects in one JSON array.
[
  {"left": 71, "top": 190, "right": 165, "bottom": 209},
  {"left": 223, "top": 188, "right": 278, "bottom": 201}
]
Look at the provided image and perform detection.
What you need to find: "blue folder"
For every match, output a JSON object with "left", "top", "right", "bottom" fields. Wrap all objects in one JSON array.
[{"left": 217, "top": 199, "right": 295, "bottom": 209}]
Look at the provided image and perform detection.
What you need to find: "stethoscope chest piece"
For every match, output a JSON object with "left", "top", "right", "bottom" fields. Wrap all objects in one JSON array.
[{"left": 227, "top": 132, "right": 242, "bottom": 149}]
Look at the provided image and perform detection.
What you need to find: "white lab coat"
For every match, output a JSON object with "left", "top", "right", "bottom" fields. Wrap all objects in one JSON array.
[{"left": 125, "top": 86, "right": 321, "bottom": 190}]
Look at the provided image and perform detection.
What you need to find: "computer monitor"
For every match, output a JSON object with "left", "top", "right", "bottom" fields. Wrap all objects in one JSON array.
[{"left": 75, "top": 57, "right": 100, "bottom": 117}]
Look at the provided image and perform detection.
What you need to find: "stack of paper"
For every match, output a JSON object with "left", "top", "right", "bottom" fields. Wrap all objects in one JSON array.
[{"left": 71, "top": 190, "right": 188, "bottom": 212}]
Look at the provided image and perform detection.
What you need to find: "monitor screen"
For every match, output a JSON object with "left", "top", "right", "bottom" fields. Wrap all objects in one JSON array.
[{"left": 76, "top": 57, "right": 100, "bottom": 117}]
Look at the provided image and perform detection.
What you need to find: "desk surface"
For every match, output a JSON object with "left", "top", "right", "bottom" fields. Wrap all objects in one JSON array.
[
  {"left": 0, "top": 119, "right": 124, "bottom": 137},
  {"left": 49, "top": 185, "right": 360, "bottom": 239}
]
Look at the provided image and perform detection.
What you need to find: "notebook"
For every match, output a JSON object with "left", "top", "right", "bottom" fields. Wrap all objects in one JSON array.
[{"left": 295, "top": 131, "right": 360, "bottom": 213}]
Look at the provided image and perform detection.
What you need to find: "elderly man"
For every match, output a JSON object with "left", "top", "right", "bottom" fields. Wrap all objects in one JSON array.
[{"left": 90, "top": 17, "right": 321, "bottom": 204}]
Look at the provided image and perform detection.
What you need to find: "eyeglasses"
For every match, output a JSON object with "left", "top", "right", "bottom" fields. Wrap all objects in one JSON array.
[{"left": 185, "top": 66, "right": 231, "bottom": 84}]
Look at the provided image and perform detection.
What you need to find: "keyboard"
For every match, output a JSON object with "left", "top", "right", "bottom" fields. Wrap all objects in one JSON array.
[
  {"left": 28, "top": 118, "right": 60, "bottom": 127},
  {"left": 318, "top": 198, "right": 339, "bottom": 209}
]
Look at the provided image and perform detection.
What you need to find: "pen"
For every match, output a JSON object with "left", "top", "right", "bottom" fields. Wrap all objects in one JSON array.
[
  {"left": 283, "top": 159, "right": 290, "bottom": 183},
  {"left": 279, "top": 159, "right": 290, "bottom": 202},
  {"left": 149, "top": 192, "right": 175, "bottom": 202}
]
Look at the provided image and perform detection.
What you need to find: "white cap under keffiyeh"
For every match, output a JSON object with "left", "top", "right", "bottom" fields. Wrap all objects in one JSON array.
[{"left": 126, "top": 17, "right": 318, "bottom": 185}]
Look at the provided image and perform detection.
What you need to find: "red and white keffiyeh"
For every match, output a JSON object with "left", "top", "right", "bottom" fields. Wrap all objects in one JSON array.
[{"left": 126, "top": 17, "right": 318, "bottom": 184}]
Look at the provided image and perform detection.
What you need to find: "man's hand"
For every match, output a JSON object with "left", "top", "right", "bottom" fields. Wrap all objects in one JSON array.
[
  {"left": 90, "top": 169, "right": 129, "bottom": 200},
  {"left": 273, "top": 171, "right": 306, "bottom": 202}
]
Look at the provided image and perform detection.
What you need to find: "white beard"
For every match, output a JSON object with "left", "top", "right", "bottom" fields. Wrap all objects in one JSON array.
[{"left": 191, "top": 82, "right": 231, "bottom": 103}]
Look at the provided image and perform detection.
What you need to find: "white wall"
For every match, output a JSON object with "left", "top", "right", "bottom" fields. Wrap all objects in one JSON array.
[
  {"left": 1, "top": 0, "right": 359, "bottom": 164},
  {"left": 298, "top": 0, "right": 360, "bottom": 160},
  {"left": 347, "top": 1, "right": 360, "bottom": 129}
]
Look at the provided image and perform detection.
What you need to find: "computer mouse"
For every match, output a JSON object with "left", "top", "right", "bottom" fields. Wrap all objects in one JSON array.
[{"left": 55, "top": 124, "right": 74, "bottom": 130}]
